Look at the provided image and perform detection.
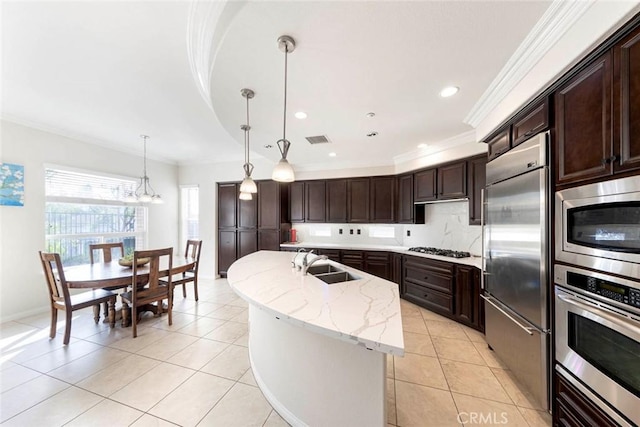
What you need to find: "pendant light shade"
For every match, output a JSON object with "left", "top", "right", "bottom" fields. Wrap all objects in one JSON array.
[
  {"left": 239, "top": 88, "right": 257, "bottom": 197},
  {"left": 272, "top": 35, "right": 296, "bottom": 183}
]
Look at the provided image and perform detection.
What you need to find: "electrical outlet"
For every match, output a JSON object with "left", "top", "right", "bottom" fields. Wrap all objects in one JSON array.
[
  {"left": 407, "top": 230, "right": 411, "bottom": 237},
  {"left": 339, "top": 228, "right": 343, "bottom": 234},
  {"left": 357, "top": 229, "right": 361, "bottom": 235},
  {"left": 349, "top": 229, "right": 354, "bottom": 235}
]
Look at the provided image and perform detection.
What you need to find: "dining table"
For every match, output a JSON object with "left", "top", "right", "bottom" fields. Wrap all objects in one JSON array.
[{"left": 64, "top": 256, "right": 196, "bottom": 326}]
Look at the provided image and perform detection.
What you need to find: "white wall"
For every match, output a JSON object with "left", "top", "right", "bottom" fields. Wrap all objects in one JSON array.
[{"left": 0, "top": 120, "right": 179, "bottom": 322}]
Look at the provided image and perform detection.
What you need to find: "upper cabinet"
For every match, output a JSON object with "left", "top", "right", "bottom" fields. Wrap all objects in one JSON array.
[
  {"left": 305, "top": 181, "right": 327, "bottom": 223},
  {"left": 347, "top": 178, "right": 371, "bottom": 223},
  {"left": 467, "top": 155, "right": 487, "bottom": 226},
  {"left": 487, "top": 128, "right": 511, "bottom": 162},
  {"left": 415, "top": 160, "right": 467, "bottom": 203},
  {"left": 370, "top": 176, "right": 396, "bottom": 223},
  {"left": 397, "top": 173, "right": 414, "bottom": 224},
  {"left": 326, "top": 179, "right": 348, "bottom": 223},
  {"left": 289, "top": 182, "right": 305, "bottom": 223},
  {"left": 613, "top": 25, "right": 640, "bottom": 175},
  {"left": 555, "top": 53, "right": 613, "bottom": 186}
]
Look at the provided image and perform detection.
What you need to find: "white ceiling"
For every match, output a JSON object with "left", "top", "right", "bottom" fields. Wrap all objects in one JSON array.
[{"left": 1, "top": 1, "right": 553, "bottom": 169}]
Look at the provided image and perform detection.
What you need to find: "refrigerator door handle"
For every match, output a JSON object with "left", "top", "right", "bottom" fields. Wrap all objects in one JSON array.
[{"left": 481, "top": 295, "right": 534, "bottom": 335}]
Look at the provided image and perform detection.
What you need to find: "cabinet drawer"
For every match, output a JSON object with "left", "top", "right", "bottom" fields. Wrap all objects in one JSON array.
[
  {"left": 405, "top": 268, "right": 453, "bottom": 293},
  {"left": 404, "top": 257, "right": 454, "bottom": 275},
  {"left": 365, "top": 251, "right": 391, "bottom": 262},
  {"left": 404, "top": 282, "right": 453, "bottom": 314}
]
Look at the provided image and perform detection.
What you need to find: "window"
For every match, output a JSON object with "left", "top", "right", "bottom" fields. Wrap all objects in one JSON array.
[
  {"left": 45, "top": 167, "right": 147, "bottom": 265},
  {"left": 180, "top": 185, "right": 199, "bottom": 250}
]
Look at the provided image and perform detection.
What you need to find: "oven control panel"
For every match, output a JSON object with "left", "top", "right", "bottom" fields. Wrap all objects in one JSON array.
[{"left": 567, "top": 271, "right": 640, "bottom": 310}]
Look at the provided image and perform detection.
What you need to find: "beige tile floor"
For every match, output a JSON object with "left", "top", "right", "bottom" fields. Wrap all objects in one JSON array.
[{"left": 0, "top": 278, "right": 552, "bottom": 426}]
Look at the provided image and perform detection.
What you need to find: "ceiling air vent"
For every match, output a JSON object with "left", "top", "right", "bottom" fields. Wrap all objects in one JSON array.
[{"left": 305, "top": 135, "right": 331, "bottom": 145}]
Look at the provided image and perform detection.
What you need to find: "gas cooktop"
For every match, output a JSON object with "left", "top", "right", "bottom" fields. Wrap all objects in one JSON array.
[{"left": 407, "top": 247, "right": 471, "bottom": 258}]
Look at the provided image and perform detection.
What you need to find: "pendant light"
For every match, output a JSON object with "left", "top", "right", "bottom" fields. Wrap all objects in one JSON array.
[
  {"left": 125, "top": 135, "right": 163, "bottom": 204},
  {"left": 271, "top": 35, "right": 296, "bottom": 182},
  {"left": 239, "top": 88, "right": 257, "bottom": 199}
]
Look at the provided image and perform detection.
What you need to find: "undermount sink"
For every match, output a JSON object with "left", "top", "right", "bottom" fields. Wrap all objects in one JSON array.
[
  {"left": 305, "top": 264, "right": 342, "bottom": 275},
  {"left": 314, "top": 271, "right": 360, "bottom": 284}
]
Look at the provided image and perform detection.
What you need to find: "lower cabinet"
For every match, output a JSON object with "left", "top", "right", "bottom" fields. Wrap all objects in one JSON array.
[
  {"left": 316, "top": 248, "right": 340, "bottom": 262},
  {"left": 218, "top": 230, "right": 237, "bottom": 277},
  {"left": 258, "top": 229, "right": 281, "bottom": 251},
  {"left": 364, "top": 251, "right": 392, "bottom": 281},
  {"left": 341, "top": 250, "right": 365, "bottom": 270},
  {"left": 553, "top": 371, "right": 617, "bottom": 427},
  {"left": 402, "top": 255, "right": 484, "bottom": 332}
]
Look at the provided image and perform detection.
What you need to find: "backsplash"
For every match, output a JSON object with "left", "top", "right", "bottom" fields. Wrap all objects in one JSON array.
[{"left": 291, "top": 200, "right": 482, "bottom": 255}]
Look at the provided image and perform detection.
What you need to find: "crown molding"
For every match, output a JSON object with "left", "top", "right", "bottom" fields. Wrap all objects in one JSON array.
[
  {"left": 392, "top": 129, "right": 477, "bottom": 165},
  {"left": 464, "top": 0, "right": 593, "bottom": 128}
]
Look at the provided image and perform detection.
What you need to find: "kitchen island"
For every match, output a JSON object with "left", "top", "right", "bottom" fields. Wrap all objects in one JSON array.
[{"left": 227, "top": 250, "right": 404, "bottom": 427}]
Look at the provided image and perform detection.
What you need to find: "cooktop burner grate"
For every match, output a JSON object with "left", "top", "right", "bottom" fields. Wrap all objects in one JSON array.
[{"left": 407, "top": 247, "right": 471, "bottom": 258}]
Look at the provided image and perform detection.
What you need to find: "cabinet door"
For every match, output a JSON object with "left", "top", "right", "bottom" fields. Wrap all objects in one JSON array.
[
  {"left": 614, "top": 26, "right": 640, "bottom": 174},
  {"left": 370, "top": 176, "right": 396, "bottom": 223},
  {"left": 555, "top": 52, "right": 613, "bottom": 186},
  {"left": 512, "top": 99, "right": 549, "bottom": 147},
  {"left": 364, "top": 251, "right": 392, "bottom": 281},
  {"left": 326, "top": 179, "right": 348, "bottom": 223},
  {"left": 553, "top": 372, "right": 618, "bottom": 427},
  {"left": 238, "top": 230, "right": 257, "bottom": 258},
  {"left": 454, "top": 265, "right": 482, "bottom": 330},
  {"left": 341, "top": 250, "right": 364, "bottom": 270},
  {"left": 217, "top": 230, "right": 237, "bottom": 276},
  {"left": 217, "top": 183, "right": 237, "bottom": 229},
  {"left": 486, "top": 129, "right": 511, "bottom": 161},
  {"left": 305, "top": 181, "right": 326, "bottom": 223},
  {"left": 289, "top": 182, "right": 305, "bottom": 223},
  {"left": 347, "top": 178, "right": 370, "bottom": 223},
  {"left": 397, "top": 174, "right": 414, "bottom": 224},
  {"left": 468, "top": 155, "right": 487, "bottom": 225},
  {"left": 238, "top": 196, "right": 257, "bottom": 229},
  {"left": 258, "top": 229, "right": 280, "bottom": 251},
  {"left": 258, "top": 180, "right": 279, "bottom": 229},
  {"left": 392, "top": 253, "right": 403, "bottom": 288},
  {"left": 317, "top": 249, "right": 341, "bottom": 262},
  {"left": 438, "top": 161, "right": 467, "bottom": 199},
  {"left": 414, "top": 168, "right": 437, "bottom": 202}
]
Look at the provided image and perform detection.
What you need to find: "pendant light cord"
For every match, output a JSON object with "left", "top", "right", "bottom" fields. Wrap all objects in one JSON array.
[
  {"left": 282, "top": 44, "right": 288, "bottom": 141},
  {"left": 244, "top": 95, "right": 249, "bottom": 165}
]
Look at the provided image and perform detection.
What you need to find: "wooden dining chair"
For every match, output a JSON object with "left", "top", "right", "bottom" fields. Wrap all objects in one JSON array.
[
  {"left": 39, "top": 251, "right": 116, "bottom": 345},
  {"left": 120, "top": 247, "right": 173, "bottom": 338},
  {"left": 89, "top": 242, "right": 126, "bottom": 320},
  {"left": 161, "top": 239, "right": 202, "bottom": 301}
]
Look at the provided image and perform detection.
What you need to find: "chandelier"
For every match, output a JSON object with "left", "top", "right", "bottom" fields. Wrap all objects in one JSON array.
[
  {"left": 125, "top": 135, "right": 163, "bottom": 204},
  {"left": 271, "top": 35, "right": 296, "bottom": 182},
  {"left": 239, "top": 88, "right": 257, "bottom": 200}
]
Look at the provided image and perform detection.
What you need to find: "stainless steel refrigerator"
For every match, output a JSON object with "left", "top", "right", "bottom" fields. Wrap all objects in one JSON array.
[{"left": 482, "top": 131, "right": 550, "bottom": 410}]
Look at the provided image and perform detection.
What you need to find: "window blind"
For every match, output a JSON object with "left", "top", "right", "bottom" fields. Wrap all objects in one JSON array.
[{"left": 45, "top": 168, "right": 136, "bottom": 203}]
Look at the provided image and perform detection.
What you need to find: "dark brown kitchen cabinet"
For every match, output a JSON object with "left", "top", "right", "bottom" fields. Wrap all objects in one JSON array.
[
  {"left": 486, "top": 128, "right": 511, "bottom": 161},
  {"left": 402, "top": 256, "right": 454, "bottom": 316},
  {"left": 341, "top": 250, "right": 364, "bottom": 270},
  {"left": 613, "top": 25, "right": 640, "bottom": 175},
  {"left": 317, "top": 249, "right": 340, "bottom": 262},
  {"left": 217, "top": 230, "right": 237, "bottom": 277},
  {"left": 289, "top": 182, "right": 305, "bottom": 223},
  {"left": 437, "top": 161, "right": 466, "bottom": 199},
  {"left": 305, "top": 181, "right": 326, "bottom": 223},
  {"left": 454, "top": 265, "right": 483, "bottom": 332},
  {"left": 238, "top": 230, "right": 257, "bottom": 258},
  {"left": 468, "top": 155, "right": 487, "bottom": 225},
  {"left": 258, "top": 229, "right": 281, "bottom": 251},
  {"left": 397, "top": 173, "right": 414, "bottom": 223},
  {"left": 555, "top": 52, "right": 613, "bottom": 186},
  {"left": 512, "top": 98, "right": 549, "bottom": 147},
  {"left": 553, "top": 371, "right": 617, "bottom": 427},
  {"left": 392, "top": 253, "right": 403, "bottom": 289},
  {"left": 218, "top": 183, "right": 238, "bottom": 228},
  {"left": 238, "top": 197, "right": 257, "bottom": 229},
  {"left": 414, "top": 168, "right": 437, "bottom": 202},
  {"left": 370, "top": 176, "right": 396, "bottom": 223},
  {"left": 258, "top": 180, "right": 288, "bottom": 229},
  {"left": 364, "top": 251, "right": 392, "bottom": 281},
  {"left": 326, "top": 179, "right": 348, "bottom": 223},
  {"left": 347, "top": 178, "right": 370, "bottom": 223}
]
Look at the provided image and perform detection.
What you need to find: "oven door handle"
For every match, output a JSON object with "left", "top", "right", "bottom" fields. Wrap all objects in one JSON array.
[
  {"left": 481, "top": 295, "right": 534, "bottom": 335},
  {"left": 557, "top": 293, "right": 640, "bottom": 336}
]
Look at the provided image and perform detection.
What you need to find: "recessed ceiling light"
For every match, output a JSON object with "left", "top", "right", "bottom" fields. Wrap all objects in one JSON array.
[
  {"left": 418, "top": 143, "right": 428, "bottom": 149},
  {"left": 294, "top": 111, "right": 307, "bottom": 119},
  {"left": 329, "top": 152, "right": 337, "bottom": 157},
  {"left": 365, "top": 112, "right": 375, "bottom": 118},
  {"left": 440, "top": 86, "right": 459, "bottom": 98},
  {"left": 366, "top": 131, "right": 378, "bottom": 137}
]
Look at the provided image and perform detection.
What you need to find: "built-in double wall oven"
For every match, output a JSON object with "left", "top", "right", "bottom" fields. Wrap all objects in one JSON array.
[{"left": 555, "top": 175, "right": 640, "bottom": 426}]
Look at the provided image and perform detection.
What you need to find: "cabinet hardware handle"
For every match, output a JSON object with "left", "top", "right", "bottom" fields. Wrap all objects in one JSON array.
[
  {"left": 424, "top": 276, "right": 429, "bottom": 280},
  {"left": 611, "top": 155, "right": 618, "bottom": 163},
  {"left": 524, "top": 130, "right": 534, "bottom": 137},
  {"left": 602, "top": 157, "right": 611, "bottom": 165}
]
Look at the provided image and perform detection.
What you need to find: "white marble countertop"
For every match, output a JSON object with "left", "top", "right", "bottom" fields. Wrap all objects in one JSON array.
[
  {"left": 227, "top": 250, "right": 405, "bottom": 356},
  {"left": 280, "top": 242, "right": 483, "bottom": 269}
]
